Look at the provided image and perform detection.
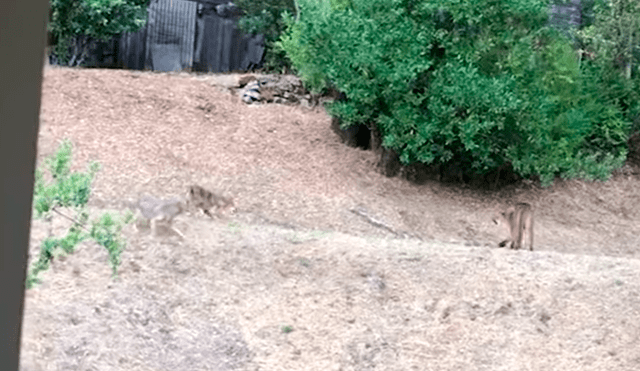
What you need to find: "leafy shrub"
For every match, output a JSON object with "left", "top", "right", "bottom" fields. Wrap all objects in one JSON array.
[
  {"left": 49, "top": 0, "right": 149, "bottom": 66},
  {"left": 576, "top": 0, "right": 640, "bottom": 132},
  {"left": 279, "top": 0, "right": 632, "bottom": 186},
  {"left": 28, "top": 139, "right": 132, "bottom": 288},
  {"left": 234, "top": 0, "right": 297, "bottom": 72}
]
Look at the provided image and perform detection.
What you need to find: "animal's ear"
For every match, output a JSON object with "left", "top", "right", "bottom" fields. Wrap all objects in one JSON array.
[{"left": 490, "top": 207, "right": 502, "bottom": 224}]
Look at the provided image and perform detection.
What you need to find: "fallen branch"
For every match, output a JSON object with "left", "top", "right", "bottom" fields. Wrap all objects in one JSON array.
[{"left": 350, "top": 205, "right": 421, "bottom": 240}]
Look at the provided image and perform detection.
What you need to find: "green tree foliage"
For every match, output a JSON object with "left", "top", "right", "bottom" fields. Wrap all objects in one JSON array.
[
  {"left": 234, "top": 0, "right": 297, "bottom": 72},
  {"left": 28, "top": 139, "right": 133, "bottom": 289},
  {"left": 49, "top": 0, "right": 149, "bottom": 66},
  {"left": 576, "top": 0, "right": 640, "bottom": 131},
  {"left": 279, "top": 0, "right": 632, "bottom": 186},
  {"left": 578, "top": 0, "right": 640, "bottom": 79}
]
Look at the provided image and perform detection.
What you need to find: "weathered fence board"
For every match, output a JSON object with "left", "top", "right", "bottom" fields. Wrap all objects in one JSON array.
[{"left": 145, "top": 0, "right": 197, "bottom": 71}]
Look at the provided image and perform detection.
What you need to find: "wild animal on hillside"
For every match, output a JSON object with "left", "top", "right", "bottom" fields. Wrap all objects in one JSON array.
[
  {"left": 492, "top": 202, "right": 534, "bottom": 251},
  {"left": 132, "top": 195, "right": 188, "bottom": 239},
  {"left": 186, "top": 185, "right": 236, "bottom": 218}
]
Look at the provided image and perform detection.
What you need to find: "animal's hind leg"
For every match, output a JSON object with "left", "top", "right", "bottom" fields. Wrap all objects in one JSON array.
[
  {"left": 151, "top": 218, "right": 185, "bottom": 239},
  {"left": 529, "top": 219, "right": 534, "bottom": 251},
  {"left": 169, "top": 225, "right": 185, "bottom": 239}
]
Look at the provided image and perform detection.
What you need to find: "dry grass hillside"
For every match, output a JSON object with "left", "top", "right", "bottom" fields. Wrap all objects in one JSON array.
[{"left": 19, "top": 66, "right": 640, "bottom": 371}]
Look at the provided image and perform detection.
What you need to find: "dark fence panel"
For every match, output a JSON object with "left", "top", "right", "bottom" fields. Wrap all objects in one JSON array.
[
  {"left": 118, "top": 27, "right": 147, "bottom": 70},
  {"left": 195, "top": 6, "right": 265, "bottom": 73},
  {"left": 200, "top": 13, "right": 236, "bottom": 72}
]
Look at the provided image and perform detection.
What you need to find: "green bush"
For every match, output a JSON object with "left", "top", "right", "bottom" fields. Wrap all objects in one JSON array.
[
  {"left": 279, "top": 0, "right": 632, "bottom": 186},
  {"left": 576, "top": 0, "right": 640, "bottom": 132},
  {"left": 234, "top": 0, "right": 297, "bottom": 72},
  {"left": 504, "top": 30, "right": 629, "bottom": 184},
  {"left": 49, "top": 0, "right": 149, "bottom": 66},
  {"left": 28, "top": 139, "right": 133, "bottom": 289}
]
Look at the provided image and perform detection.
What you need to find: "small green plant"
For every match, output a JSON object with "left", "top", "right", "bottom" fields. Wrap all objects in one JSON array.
[
  {"left": 281, "top": 325, "right": 294, "bottom": 333},
  {"left": 298, "top": 257, "right": 310, "bottom": 267},
  {"left": 286, "top": 232, "right": 304, "bottom": 244},
  {"left": 28, "top": 139, "right": 133, "bottom": 289},
  {"left": 309, "top": 230, "right": 331, "bottom": 239},
  {"left": 227, "top": 221, "right": 243, "bottom": 234},
  {"left": 90, "top": 212, "right": 133, "bottom": 277}
]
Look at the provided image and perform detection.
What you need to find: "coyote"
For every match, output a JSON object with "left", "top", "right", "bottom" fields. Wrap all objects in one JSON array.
[
  {"left": 132, "top": 195, "right": 188, "bottom": 239},
  {"left": 186, "top": 185, "right": 236, "bottom": 218}
]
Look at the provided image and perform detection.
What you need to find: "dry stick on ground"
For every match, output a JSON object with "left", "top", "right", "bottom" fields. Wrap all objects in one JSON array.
[
  {"left": 51, "top": 207, "right": 91, "bottom": 234},
  {"left": 350, "top": 205, "right": 422, "bottom": 240}
]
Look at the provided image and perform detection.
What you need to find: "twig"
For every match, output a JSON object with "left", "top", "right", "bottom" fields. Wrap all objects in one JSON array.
[
  {"left": 52, "top": 207, "right": 91, "bottom": 233},
  {"left": 350, "top": 205, "right": 422, "bottom": 240}
]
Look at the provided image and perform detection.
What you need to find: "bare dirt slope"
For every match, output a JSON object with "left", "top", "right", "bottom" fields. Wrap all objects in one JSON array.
[{"left": 20, "top": 67, "right": 640, "bottom": 371}]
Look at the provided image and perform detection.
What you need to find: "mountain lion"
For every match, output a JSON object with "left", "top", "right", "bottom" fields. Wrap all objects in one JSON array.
[{"left": 492, "top": 202, "right": 534, "bottom": 251}]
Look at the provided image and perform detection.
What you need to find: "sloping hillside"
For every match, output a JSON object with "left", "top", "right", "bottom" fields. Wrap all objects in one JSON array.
[{"left": 20, "top": 67, "right": 640, "bottom": 370}]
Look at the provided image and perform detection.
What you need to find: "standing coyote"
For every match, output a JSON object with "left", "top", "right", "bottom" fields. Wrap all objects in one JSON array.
[
  {"left": 186, "top": 185, "right": 236, "bottom": 218},
  {"left": 492, "top": 202, "right": 534, "bottom": 251},
  {"left": 133, "top": 195, "right": 188, "bottom": 239}
]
